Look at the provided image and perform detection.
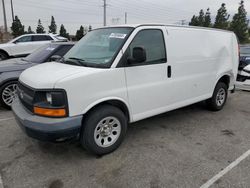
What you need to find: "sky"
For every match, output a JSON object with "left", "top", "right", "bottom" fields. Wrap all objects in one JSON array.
[{"left": 0, "top": 0, "right": 250, "bottom": 35}]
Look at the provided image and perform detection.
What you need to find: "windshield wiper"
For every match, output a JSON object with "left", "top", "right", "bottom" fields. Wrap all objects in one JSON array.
[
  {"left": 68, "top": 57, "right": 86, "bottom": 62},
  {"left": 61, "top": 57, "right": 83, "bottom": 66},
  {"left": 60, "top": 57, "right": 104, "bottom": 68}
]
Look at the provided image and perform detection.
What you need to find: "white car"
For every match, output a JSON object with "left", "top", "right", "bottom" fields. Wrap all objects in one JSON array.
[
  {"left": 236, "top": 64, "right": 250, "bottom": 91},
  {"left": 0, "top": 34, "right": 68, "bottom": 60},
  {"left": 12, "top": 24, "right": 238, "bottom": 155}
]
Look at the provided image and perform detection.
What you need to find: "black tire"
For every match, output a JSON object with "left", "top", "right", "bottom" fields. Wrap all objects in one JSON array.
[
  {"left": 0, "top": 81, "right": 18, "bottom": 110},
  {"left": 80, "top": 105, "right": 127, "bottom": 155},
  {"left": 0, "top": 51, "right": 8, "bottom": 61},
  {"left": 206, "top": 82, "right": 228, "bottom": 111}
]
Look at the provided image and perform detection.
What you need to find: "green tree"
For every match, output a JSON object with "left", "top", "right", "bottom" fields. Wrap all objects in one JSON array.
[
  {"left": 11, "top": 16, "right": 25, "bottom": 37},
  {"left": 214, "top": 3, "right": 230, "bottom": 30},
  {"left": 27, "top": 26, "right": 34, "bottom": 34},
  {"left": 36, "top": 19, "right": 45, "bottom": 33},
  {"left": 198, "top": 9, "right": 205, "bottom": 26},
  {"left": 204, "top": 8, "right": 212, "bottom": 27},
  {"left": 48, "top": 16, "right": 57, "bottom": 34},
  {"left": 59, "top": 24, "right": 69, "bottom": 39},
  {"left": 230, "top": 0, "right": 249, "bottom": 43},
  {"left": 189, "top": 15, "right": 199, "bottom": 26},
  {"left": 75, "top": 25, "right": 85, "bottom": 40}
]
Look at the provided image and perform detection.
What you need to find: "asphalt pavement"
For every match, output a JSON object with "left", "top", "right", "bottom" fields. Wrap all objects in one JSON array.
[{"left": 0, "top": 91, "right": 250, "bottom": 188}]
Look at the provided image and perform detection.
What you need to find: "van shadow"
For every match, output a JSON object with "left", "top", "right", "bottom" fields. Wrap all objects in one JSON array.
[{"left": 33, "top": 101, "right": 208, "bottom": 159}]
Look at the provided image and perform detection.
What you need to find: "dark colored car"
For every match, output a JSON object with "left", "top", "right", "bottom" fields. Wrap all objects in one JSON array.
[
  {"left": 239, "top": 45, "right": 250, "bottom": 70},
  {"left": 0, "top": 42, "right": 74, "bottom": 109}
]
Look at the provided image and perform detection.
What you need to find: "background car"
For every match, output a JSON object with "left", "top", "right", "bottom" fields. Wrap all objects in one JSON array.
[
  {"left": 236, "top": 45, "right": 250, "bottom": 90},
  {"left": 0, "top": 42, "right": 74, "bottom": 109},
  {"left": 239, "top": 45, "right": 250, "bottom": 70},
  {"left": 0, "top": 34, "right": 68, "bottom": 61}
]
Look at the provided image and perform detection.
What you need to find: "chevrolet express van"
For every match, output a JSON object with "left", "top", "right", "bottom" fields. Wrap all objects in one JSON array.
[{"left": 12, "top": 24, "right": 238, "bottom": 155}]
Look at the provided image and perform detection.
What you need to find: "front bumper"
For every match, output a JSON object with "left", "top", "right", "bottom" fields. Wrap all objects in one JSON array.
[
  {"left": 235, "top": 81, "right": 250, "bottom": 91},
  {"left": 12, "top": 99, "right": 82, "bottom": 142}
]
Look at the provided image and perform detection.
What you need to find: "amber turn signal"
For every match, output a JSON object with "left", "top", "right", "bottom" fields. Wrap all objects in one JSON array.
[{"left": 34, "top": 107, "right": 66, "bottom": 117}]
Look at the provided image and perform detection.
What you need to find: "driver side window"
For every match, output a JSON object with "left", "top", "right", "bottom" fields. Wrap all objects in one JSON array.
[{"left": 127, "top": 29, "right": 167, "bottom": 65}]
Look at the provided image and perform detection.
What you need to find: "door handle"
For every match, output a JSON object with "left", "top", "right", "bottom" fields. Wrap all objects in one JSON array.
[{"left": 167, "top": 66, "right": 172, "bottom": 78}]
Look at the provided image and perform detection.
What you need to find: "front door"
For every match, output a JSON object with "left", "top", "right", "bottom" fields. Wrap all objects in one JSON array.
[
  {"left": 12, "top": 35, "right": 34, "bottom": 56},
  {"left": 124, "top": 28, "right": 169, "bottom": 121}
]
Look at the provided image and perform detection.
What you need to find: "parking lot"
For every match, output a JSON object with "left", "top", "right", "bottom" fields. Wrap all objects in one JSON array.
[{"left": 0, "top": 90, "right": 249, "bottom": 188}]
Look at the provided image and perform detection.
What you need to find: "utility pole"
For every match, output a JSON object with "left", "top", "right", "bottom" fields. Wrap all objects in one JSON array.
[
  {"left": 125, "top": 12, "right": 127, "bottom": 24},
  {"left": 10, "top": 0, "right": 14, "bottom": 22},
  {"left": 2, "top": 0, "right": 8, "bottom": 33},
  {"left": 103, "top": 0, "right": 107, "bottom": 26}
]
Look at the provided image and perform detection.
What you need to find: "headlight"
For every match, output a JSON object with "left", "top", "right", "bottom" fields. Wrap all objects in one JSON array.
[{"left": 33, "top": 90, "right": 68, "bottom": 117}]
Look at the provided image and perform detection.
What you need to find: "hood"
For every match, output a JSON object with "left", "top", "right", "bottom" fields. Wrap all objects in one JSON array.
[
  {"left": 0, "top": 42, "right": 13, "bottom": 48},
  {"left": 0, "top": 58, "right": 36, "bottom": 72},
  {"left": 19, "top": 62, "right": 104, "bottom": 89}
]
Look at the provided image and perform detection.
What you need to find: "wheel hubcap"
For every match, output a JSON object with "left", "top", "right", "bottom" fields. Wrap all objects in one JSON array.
[
  {"left": 94, "top": 116, "right": 121, "bottom": 148},
  {"left": 2, "top": 83, "right": 18, "bottom": 106},
  {"left": 216, "top": 88, "right": 226, "bottom": 106}
]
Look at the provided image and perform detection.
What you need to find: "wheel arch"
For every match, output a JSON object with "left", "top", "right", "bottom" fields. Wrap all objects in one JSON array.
[
  {"left": 0, "top": 78, "right": 19, "bottom": 89},
  {"left": 215, "top": 74, "right": 231, "bottom": 89},
  {"left": 82, "top": 97, "right": 132, "bottom": 123},
  {"left": 0, "top": 78, "right": 18, "bottom": 87},
  {"left": 0, "top": 49, "right": 10, "bottom": 58}
]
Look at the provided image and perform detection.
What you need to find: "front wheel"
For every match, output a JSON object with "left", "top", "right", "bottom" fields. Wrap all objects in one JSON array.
[
  {"left": 206, "top": 82, "right": 228, "bottom": 111},
  {"left": 0, "top": 81, "right": 18, "bottom": 110},
  {"left": 80, "top": 105, "right": 127, "bottom": 155},
  {"left": 0, "top": 52, "right": 8, "bottom": 61}
]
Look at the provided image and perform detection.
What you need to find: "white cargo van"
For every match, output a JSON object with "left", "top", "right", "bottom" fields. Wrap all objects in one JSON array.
[{"left": 12, "top": 24, "right": 239, "bottom": 155}]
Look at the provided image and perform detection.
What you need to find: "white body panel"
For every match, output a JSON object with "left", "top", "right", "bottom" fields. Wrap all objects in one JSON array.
[{"left": 19, "top": 25, "right": 238, "bottom": 122}]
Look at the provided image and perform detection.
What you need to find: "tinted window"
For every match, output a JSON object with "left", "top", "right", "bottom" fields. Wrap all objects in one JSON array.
[
  {"left": 127, "top": 29, "right": 166, "bottom": 65},
  {"left": 46, "top": 35, "right": 53, "bottom": 40},
  {"left": 33, "top": 35, "right": 52, "bottom": 41},
  {"left": 15, "top": 36, "right": 32, "bottom": 43},
  {"left": 23, "top": 44, "right": 59, "bottom": 63},
  {"left": 53, "top": 45, "right": 74, "bottom": 57}
]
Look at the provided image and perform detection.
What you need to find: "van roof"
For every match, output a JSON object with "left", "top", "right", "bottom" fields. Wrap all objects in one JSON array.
[{"left": 99, "top": 23, "right": 234, "bottom": 34}]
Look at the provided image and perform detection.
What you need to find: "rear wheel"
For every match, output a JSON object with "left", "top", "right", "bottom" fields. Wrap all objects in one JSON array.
[
  {"left": 0, "top": 81, "right": 18, "bottom": 110},
  {"left": 80, "top": 105, "right": 127, "bottom": 155},
  {"left": 0, "top": 51, "right": 8, "bottom": 61},
  {"left": 206, "top": 82, "right": 228, "bottom": 111}
]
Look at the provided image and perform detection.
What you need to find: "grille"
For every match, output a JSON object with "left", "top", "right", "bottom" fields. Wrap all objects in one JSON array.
[{"left": 17, "top": 82, "right": 35, "bottom": 112}]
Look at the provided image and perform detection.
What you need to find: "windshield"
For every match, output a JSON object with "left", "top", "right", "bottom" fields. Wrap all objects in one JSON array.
[
  {"left": 23, "top": 44, "right": 58, "bottom": 63},
  {"left": 63, "top": 27, "right": 133, "bottom": 68}
]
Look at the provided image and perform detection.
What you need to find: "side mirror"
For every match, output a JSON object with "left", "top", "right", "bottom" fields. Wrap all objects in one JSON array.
[
  {"left": 128, "top": 47, "right": 146, "bottom": 64},
  {"left": 50, "top": 55, "right": 62, "bottom": 62}
]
